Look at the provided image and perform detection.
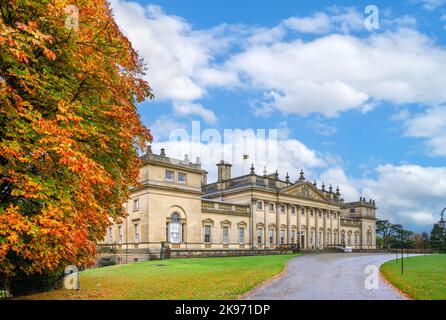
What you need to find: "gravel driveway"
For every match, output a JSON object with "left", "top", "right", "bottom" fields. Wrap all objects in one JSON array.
[{"left": 244, "top": 253, "right": 409, "bottom": 300}]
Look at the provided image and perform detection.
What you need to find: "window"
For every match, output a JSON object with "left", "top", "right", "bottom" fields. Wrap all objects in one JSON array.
[
  {"left": 257, "top": 228, "right": 263, "bottom": 244},
  {"left": 204, "top": 225, "right": 211, "bottom": 243},
  {"left": 280, "top": 205, "right": 285, "bottom": 213},
  {"left": 170, "top": 213, "right": 180, "bottom": 243},
  {"left": 269, "top": 229, "right": 274, "bottom": 244},
  {"left": 291, "top": 207, "right": 296, "bottom": 215},
  {"left": 108, "top": 227, "right": 113, "bottom": 244},
  {"left": 319, "top": 231, "right": 322, "bottom": 244},
  {"left": 291, "top": 230, "right": 296, "bottom": 243},
  {"left": 318, "top": 211, "right": 322, "bottom": 217},
  {"left": 182, "top": 224, "right": 185, "bottom": 242},
  {"left": 165, "top": 223, "right": 169, "bottom": 242},
  {"left": 301, "top": 208, "right": 305, "bottom": 216},
  {"left": 310, "top": 210, "right": 314, "bottom": 216},
  {"left": 134, "top": 223, "right": 139, "bottom": 243},
  {"left": 239, "top": 227, "right": 245, "bottom": 244},
  {"left": 281, "top": 230, "right": 285, "bottom": 244},
  {"left": 165, "top": 170, "right": 174, "bottom": 181},
  {"left": 310, "top": 231, "right": 314, "bottom": 244},
  {"left": 355, "top": 233, "right": 358, "bottom": 245},
  {"left": 269, "top": 203, "right": 274, "bottom": 211},
  {"left": 222, "top": 226, "right": 229, "bottom": 244},
  {"left": 118, "top": 226, "right": 122, "bottom": 244},
  {"left": 256, "top": 201, "right": 263, "bottom": 210},
  {"left": 350, "top": 208, "right": 355, "bottom": 213},
  {"left": 133, "top": 198, "right": 139, "bottom": 211},
  {"left": 347, "top": 233, "right": 352, "bottom": 245},
  {"left": 178, "top": 172, "right": 187, "bottom": 183},
  {"left": 334, "top": 232, "right": 338, "bottom": 244}
]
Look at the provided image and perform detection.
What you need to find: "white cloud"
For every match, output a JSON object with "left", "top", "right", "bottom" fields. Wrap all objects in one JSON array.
[
  {"left": 318, "top": 167, "right": 360, "bottom": 201},
  {"left": 111, "top": 2, "right": 446, "bottom": 120},
  {"left": 402, "top": 106, "right": 446, "bottom": 156},
  {"left": 173, "top": 101, "right": 218, "bottom": 124},
  {"left": 109, "top": 0, "right": 238, "bottom": 122},
  {"left": 416, "top": 0, "right": 446, "bottom": 10},
  {"left": 361, "top": 164, "right": 446, "bottom": 229},
  {"left": 314, "top": 164, "right": 445, "bottom": 230},
  {"left": 149, "top": 116, "right": 187, "bottom": 140},
  {"left": 227, "top": 28, "right": 446, "bottom": 117},
  {"left": 282, "top": 7, "right": 364, "bottom": 35},
  {"left": 151, "top": 133, "right": 325, "bottom": 182}
]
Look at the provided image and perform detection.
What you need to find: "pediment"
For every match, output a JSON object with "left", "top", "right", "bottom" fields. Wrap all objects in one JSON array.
[{"left": 280, "top": 182, "right": 329, "bottom": 202}]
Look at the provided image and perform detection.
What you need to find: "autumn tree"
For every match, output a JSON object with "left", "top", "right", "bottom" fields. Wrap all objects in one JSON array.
[{"left": 0, "top": 0, "right": 153, "bottom": 276}]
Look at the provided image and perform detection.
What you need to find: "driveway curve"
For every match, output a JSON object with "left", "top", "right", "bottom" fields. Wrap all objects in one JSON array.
[{"left": 244, "top": 253, "right": 408, "bottom": 300}]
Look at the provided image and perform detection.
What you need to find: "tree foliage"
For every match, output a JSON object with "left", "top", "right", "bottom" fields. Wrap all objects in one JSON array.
[{"left": 0, "top": 0, "right": 153, "bottom": 276}]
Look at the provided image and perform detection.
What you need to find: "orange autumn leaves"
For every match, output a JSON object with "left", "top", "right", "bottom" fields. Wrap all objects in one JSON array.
[{"left": 0, "top": 1, "right": 153, "bottom": 276}]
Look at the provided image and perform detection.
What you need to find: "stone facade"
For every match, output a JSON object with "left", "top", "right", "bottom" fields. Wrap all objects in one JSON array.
[{"left": 101, "top": 148, "right": 377, "bottom": 261}]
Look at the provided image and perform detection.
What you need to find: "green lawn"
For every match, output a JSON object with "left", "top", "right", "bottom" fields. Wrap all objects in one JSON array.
[
  {"left": 24, "top": 254, "right": 298, "bottom": 300},
  {"left": 381, "top": 254, "right": 446, "bottom": 300}
]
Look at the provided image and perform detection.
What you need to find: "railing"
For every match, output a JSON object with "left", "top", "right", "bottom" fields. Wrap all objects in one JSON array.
[
  {"left": 201, "top": 200, "right": 250, "bottom": 216},
  {"left": 0, "top": 273, "right": 64, "bottom": 299}
]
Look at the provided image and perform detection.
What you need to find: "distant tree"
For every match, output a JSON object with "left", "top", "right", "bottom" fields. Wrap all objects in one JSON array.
[
  {"left": 376, "top": 236, "right": 384, "bottom": 250},
  {"left": 430, "top": 224, "right": 446, "bottom": 252},
  {"left": 0, "top": 0, "right": 153, "bottom": 276},
  {"left": 376, "top": 220, "right": 399, "bottom": 249}
]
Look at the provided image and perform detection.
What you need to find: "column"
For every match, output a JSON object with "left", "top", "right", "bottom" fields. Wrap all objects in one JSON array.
[
  {"left": 315, "top": 207, "right": 319, "bottom": 249},
  {"left": 297, "top": 205, "right": 302, "bottom": 248},
  {"left": 276, "top": 201, "right": 280, "bottom": 245},
  {"left": 323, "top": 209, "right": 327, "bottom": 248},
  {"left": 286, "top": 204, "right": 290, "bottom": 244},
  {"left": 305, "top": 207, "right": 311, "bottom": 249}
]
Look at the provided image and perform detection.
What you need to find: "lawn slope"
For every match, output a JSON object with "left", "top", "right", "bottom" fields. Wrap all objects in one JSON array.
[
  {"left": 381, "top": 254, "right": 446, "bottom": 300},
  {"left": 25, "top": 254, "right": 297, "bottom": 300}
]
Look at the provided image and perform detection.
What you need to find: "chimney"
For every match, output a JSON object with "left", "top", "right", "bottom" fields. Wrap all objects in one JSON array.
[
  {"left": 217, "top": 161, "right": 232, "bottom": 182},
  {"left": 160, "top": 148, "right": 166, "bottom": 157}
]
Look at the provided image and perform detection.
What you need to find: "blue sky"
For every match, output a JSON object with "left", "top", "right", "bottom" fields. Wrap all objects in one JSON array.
[{"left": 109, "top": 0, "right": 446, "bottom": 232}]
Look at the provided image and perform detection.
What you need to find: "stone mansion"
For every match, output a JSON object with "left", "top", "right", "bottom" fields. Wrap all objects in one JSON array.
[{"left": 102, "top": 147, "right": 377, "bottom": 259}]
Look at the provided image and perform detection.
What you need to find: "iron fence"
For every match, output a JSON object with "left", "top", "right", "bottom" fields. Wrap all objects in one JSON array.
[{"left": 0, "top": 273, "right": 64, "bottom": 299}]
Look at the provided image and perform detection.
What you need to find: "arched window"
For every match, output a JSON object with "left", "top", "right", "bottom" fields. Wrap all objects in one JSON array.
[{"left": 170, "top": 213, "right": 180, "bottom": 243}]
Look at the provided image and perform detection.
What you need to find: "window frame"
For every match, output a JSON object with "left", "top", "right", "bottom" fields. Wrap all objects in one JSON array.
[
  {"left": 133, "top": 223, "right": 140, "bottom": 244},
  {"left": 222, "top": 226, "right": 229, "bottom": 244},
  {"left": 165, "top": 170, "right": 175, "bottom": 181},
  {"left": 178, "top": 172, "right": 187, "bottom": 184},
  {"left": 239, "top": 227, "right": 245, "bottom": 244},
  {"left": 257, "top": 228, "right": 263, "bottom": 244},
  {"left": 256, "top": 201, "right": 263, "bottom": 210},
  {"left": 133, "top": 198, "right": 139, "bottom": 212},
  {"left": 204, "top": 225, "right": 211, "bottom": 243}
]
